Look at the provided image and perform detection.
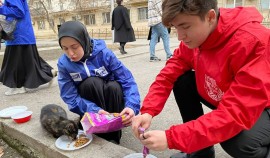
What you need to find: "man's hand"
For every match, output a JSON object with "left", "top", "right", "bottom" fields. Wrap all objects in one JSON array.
[
  {"left": 140, "top": 130, "right": 168, "bottom": 151},
  {"left": 132, "top": 113, "right": 153, "bottom": 139}
]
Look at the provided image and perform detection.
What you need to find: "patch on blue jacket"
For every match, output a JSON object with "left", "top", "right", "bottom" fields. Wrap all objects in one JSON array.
[
  {"left": 94, "top": 66, "right": 108, "bottom": 77},
  {"left": 70, "top": 73, "right": 82, "bottom": 81}
]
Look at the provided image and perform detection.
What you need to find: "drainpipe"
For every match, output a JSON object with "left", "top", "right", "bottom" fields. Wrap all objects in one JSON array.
[{"left": 111, "top": 0, "right": 114, "bottom": 42}]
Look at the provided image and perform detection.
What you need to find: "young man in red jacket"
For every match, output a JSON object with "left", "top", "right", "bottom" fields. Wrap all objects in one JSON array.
[{"left": 132, "top": 0, "right": 270, "bottom": 158}]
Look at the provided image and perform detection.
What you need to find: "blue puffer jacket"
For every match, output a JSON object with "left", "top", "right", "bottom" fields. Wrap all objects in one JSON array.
[
  {"left": 0, "top": 0, "right": 36, "bottom": 45},
  {"left": 57, "top": 39, "right": 141, "bottom": 116}
]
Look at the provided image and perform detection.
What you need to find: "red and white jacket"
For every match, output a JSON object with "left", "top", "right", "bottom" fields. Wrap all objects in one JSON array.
[{"left": 141, "top": 7, "right": 270, "bottom": 153}]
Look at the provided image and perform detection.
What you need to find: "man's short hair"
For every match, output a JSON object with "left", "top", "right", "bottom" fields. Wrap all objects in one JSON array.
[{"left": 162, "top": 0, "right": 218, "bottom": 27}]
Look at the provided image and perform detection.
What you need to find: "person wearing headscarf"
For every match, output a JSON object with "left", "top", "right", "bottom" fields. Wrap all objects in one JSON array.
[
  {"left": 57, "top": 21, "right": 140, "bottom": 144},
  {"left": 0, "top": 0, "right": 57, "bottom": 96},
  {"left": 111, "top": 0, "right": 135, "bottom": 54}
]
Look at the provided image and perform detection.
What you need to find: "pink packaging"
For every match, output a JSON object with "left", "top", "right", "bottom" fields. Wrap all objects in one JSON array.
[{"left": 80, "top": 112, "right": 126, "bottom": 134}]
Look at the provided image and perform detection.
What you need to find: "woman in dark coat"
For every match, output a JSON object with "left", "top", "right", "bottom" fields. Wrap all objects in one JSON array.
[{"left": 112, "top": 0, "right": 135, "bottom": 54}]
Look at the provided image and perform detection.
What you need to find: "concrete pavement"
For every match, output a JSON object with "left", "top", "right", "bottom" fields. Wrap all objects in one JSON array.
[{"left": 0, "top": 37, "right": 232, "bottom": 158}]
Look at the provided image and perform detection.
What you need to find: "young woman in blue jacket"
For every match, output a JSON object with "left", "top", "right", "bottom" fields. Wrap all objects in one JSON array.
[{"left": 57, "top": 21, "right": 141, "bottom": 144}]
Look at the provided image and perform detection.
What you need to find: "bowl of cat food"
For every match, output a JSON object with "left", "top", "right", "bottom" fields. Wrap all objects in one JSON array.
[{"left": 11, "top": 111, "right": 33, "bottom": 123}]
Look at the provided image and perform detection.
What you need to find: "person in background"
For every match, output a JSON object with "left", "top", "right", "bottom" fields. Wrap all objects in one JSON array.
[
  {"left": 132, "top": 0, "right": 270, "bottom": 158},
  {"left": 148, "top": 0, "right": 172, "bottom": 62},
  {"left": 57, "top": 21, "right": 140, "bottom": 144},
  {"left": 0, "top": 0, "right": 57, "bottom": 96},
  {"left": 112, "top": 0, "right": 136, "bottom": 54}
]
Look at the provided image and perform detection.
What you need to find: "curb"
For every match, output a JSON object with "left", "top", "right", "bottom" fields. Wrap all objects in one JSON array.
[{"left": 0, "top": 122, "right": 47, "bottom": 158}]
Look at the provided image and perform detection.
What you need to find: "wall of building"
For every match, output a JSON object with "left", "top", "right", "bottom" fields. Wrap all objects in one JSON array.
[
  {"left": 31, "top": 1, "right": 149, "bottom": 39},
  {"left": 30, "top": 0, "right": 270, "bottom": 39}
]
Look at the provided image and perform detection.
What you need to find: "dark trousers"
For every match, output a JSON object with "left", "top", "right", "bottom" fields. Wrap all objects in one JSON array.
[
  {"left": 120, "top": 42, "right": 126, "bottom": 50},
  {"left": 78, "top": 77, "right": 125, "bottom": 144},
  {"left": 173, "top": 71, "right": 270, "bottom": 158}
]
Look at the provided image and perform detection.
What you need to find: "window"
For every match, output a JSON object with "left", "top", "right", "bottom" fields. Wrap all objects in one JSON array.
[
  {"left": 89, "top": 14, "right": 95, "bottom": 25},
  {"left": 59, "top": 18, "right": 65, "bottom": 25},
  {"left": 84, "top": 14, "right": 96, "bottom": 25},
  {"left": 261, "top": 0, "right": 270, "bottom": 9},
  {"left": 89, "top": 0, "right": 98, "bottom": 7},
  {"left": 235, "top": 0, "right": 242, "bottom": 7},
  {"left": 37, "top": 20, "right": 45, "bottom": 30},
  {"left": 72, "top": 15, "right": 82, "bottom": 21},
  {"left": 59, "top": 2, "right": 64, "bottom": 10},
  {"left": 47, "top": 0, "right": 52, "bottom": 9},
  {"left": 226, "top": 0, "right": 242, "bottom": 8},
  {"left": 138, "top": 7, "right": 148, "bottom": 20},
  {"left": 34, "top": 1, "right": 42, "bottom": 9},
  {"left": 102, "top": 12, "right": 110, "bottom": 24},
  {"left": 84, "top": 15, "right": 89, "bottom": 25}
]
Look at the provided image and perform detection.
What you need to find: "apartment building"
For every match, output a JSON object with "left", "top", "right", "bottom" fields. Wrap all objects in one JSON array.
[{"left": 29, "top": 0, "right": 270, "bottom": 39}]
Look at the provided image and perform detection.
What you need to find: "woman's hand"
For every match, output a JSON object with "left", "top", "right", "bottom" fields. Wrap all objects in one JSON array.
[
  {"left": 132, "top": 113, "right": 153, "bottom": 139},
  {"left": 120, "top": 107, "right": 135, "bottom": 126},
  {"left": 98, "top": 109, "right": 109, "bottom": 115},
  {"left": 140, "top": 130, "right": 168, "bottom": 151}
]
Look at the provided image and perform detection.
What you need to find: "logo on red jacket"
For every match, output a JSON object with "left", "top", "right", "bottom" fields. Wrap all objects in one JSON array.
[{"left": 204, "top": 75, "right": 224, "bottom": 102}]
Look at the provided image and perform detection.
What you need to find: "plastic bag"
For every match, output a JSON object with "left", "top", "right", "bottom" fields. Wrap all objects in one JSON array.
[
  {"left": 0, "top": 18, "right": 17, "bottom": 40},
  {"left": 80, "top": 112, "right": 126, "bottom": 134}
]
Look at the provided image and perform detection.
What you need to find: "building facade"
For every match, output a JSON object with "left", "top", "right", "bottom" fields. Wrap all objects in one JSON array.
[{"left": 29, "top": 0, "right": 270, "bottom": 39}]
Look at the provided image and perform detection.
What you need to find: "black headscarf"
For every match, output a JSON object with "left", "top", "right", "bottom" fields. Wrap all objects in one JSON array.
[{"left": 58, "top": 21, "right": 93, "bottom": 62}]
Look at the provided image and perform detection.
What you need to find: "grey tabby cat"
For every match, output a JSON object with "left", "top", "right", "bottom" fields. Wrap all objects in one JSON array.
[{"left": 40, "top": 104, "right": 79, "bottom": 140}]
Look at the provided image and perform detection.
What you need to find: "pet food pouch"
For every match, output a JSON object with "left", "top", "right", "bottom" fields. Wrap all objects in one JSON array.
[{"left": 80, "top": 112, "right": 126, "bottom": 134}]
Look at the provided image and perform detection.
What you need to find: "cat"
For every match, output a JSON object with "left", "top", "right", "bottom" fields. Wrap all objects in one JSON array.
[{"left": 40, "top": 104, "right": 79, "bottom": 140}]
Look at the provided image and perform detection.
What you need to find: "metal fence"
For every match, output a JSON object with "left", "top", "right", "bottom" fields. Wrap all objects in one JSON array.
[
  {"left": 88, "top": 22, "right": 270, "bottom": 40},
  {"left": 88, "top": 28, "right": 149, "bottom": 40},
  {"left": 262, "top": 22, "right": 270, "bottom": 28},
  {"left": 88, "top": 27, "right": 178, "bottom": 40}
]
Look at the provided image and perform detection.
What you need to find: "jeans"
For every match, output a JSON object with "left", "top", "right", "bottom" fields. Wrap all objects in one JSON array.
[{"left": 150, "top": 22, "right": 172, "bottom": 58}]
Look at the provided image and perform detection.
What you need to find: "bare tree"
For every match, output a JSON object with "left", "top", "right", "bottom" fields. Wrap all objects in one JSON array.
[
  {"left": 39, "top": 0, "right": 57, "bottom": 33},
  {"left": 28, "top": 0, "right": 115, "bottom": 35},
  {"left": 29, "top": 0, "right": 57, "bottom": 33}
]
